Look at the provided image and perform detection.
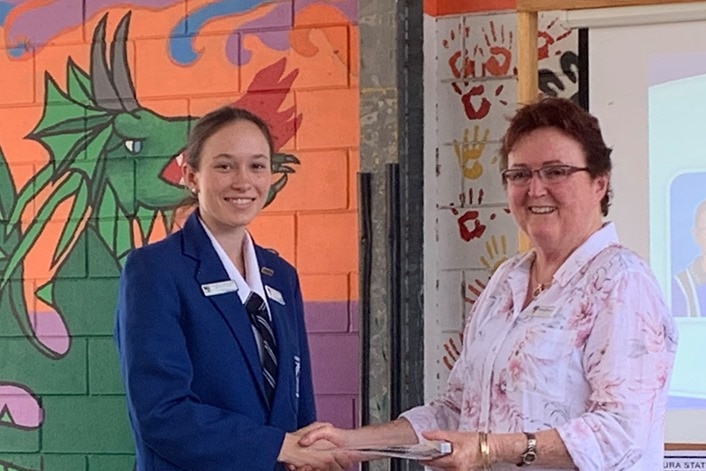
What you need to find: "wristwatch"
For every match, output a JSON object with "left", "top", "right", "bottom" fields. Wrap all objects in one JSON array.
[{"left": 517, "top": 432, "right": 537, "bottom": 466}]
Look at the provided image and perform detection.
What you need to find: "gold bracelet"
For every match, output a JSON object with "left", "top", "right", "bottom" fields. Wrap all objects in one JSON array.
[{"left": 479, "top": 431, "right": 491, "bottom": 470}]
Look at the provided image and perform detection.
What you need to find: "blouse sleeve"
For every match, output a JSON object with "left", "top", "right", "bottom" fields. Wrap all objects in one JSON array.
[
  {"left": 399, "top": 265, "right": 505, "bottom": 440},
  {"left": 555, "top": 268, "right": 678, "bottom": 470},
  {"left": 399, "top": 341, "right": 467, "bottom": 438}
]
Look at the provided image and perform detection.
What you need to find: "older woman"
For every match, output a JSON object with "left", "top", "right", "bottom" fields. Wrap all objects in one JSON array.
[{"left": 300, "top": 97, "right": 677, "bottom": 470}]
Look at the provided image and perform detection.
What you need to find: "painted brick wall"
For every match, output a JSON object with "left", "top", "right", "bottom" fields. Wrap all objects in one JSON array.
[
  {"left": 422, "top": 1, "right": 579, "bottom": 397},
  {"left": 0, "top": 1, "right": 359, "bottom": 470}
]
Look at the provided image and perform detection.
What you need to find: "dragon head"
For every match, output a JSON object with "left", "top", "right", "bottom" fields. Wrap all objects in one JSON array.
[
  {"left": 2, "top": 13, "right": 303, "bottom": 287},
  {"left": 87, "top": 13, "right": 193, "bottom": 213}
]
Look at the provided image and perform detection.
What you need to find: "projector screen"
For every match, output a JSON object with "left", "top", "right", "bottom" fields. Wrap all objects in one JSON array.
[{"left": 589, "top": 17, "right": 706, "bottom": 443}]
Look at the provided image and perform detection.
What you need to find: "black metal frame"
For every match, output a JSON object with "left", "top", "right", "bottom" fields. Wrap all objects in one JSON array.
[
  {"left": 391, "top": 1, "right": 426, "bottom": 470},
  {"left": 358, "top": 172, "right": 373, "bottom": 431},
  {"left": 358, "top": 2, "right": 425, "bottom": 470},
  {"left": 578, "top": 28, "right": 589, "bottom": 110},
  {"left": 393, "top": 0, "right": 425, "bottom": 419}
]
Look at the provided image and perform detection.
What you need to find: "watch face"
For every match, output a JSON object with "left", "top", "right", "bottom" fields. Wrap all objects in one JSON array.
[{"left": 523, "top": 451, "right": 537, "bottom": 464}]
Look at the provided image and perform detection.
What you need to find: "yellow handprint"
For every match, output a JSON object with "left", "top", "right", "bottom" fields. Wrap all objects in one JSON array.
[
  {"left": 454, "top": 126, "right": 490, "bottom": 180},
  {"left": 480, "top": 234, "right": 508, "bottom": 274}
]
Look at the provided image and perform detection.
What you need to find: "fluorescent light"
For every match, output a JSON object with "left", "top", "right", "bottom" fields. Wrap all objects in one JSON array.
[{"left": 561, "top": 2, "right": 706, "bottom": 29}]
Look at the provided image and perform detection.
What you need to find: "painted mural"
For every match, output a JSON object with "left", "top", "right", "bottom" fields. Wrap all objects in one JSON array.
[
  {"left": 0, "top": 1, "right": 358, "bottom": 470},
  {"left": 428, "top": 10, "right": 578, "bottom": 389}
]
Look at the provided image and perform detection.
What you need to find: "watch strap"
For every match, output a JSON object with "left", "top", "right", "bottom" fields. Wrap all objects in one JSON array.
[{"left": 517, "top": 432, "right": 537, "bottom": 467}]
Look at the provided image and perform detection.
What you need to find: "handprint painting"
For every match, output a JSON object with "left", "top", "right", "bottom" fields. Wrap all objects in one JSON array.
[{"left": 0, "top": 2, "right": 358, "bottom": 470}]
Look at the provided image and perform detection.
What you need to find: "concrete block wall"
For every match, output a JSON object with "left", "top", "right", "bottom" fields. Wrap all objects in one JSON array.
[
  {"left": 422, "top": 0, "right": 579, "bottom": 397},
  {"left": 0, "top": 1, "right": 359, "bottom": 470}
]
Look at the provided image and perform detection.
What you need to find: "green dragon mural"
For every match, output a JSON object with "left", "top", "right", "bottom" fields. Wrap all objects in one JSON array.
[{"left": 0, "top": 12, "right": 301, "bottom": 471}]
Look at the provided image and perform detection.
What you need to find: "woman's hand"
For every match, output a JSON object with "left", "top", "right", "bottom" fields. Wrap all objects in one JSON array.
[
  {"left": 298, "top": 422, "right": 355, "bottom": 449},
  {"left": 421, "top": 430, "right": 484, "bottom": 471},
  {"left": 292, "top": 418, "right": 420, "bottom": 469}
]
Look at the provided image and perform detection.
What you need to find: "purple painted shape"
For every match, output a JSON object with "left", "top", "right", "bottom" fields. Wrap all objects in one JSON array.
[
  {"left": 85, "top": 0, "right": 177, "bottom": 16},
  {"left": 31, "top": 310, "right": 70, "bottom": 356},
  {"left": 225, "top": 32, "right": 240, "bottom": 65},
  {"left": 257, "top": 29, "right": 290, "bottom": 50},
  {"left": 348, "top": 300, "right": 358, "bottom": 333},
  {"left": 0, "top": 383, "right": 43, "bottom": 429},
  {"left": 294, "top": 0, "right": 357, "bottom": 23},
  {"left": 4, "top": 0, "right": 179, "bottom": 56},
  {"left": 235, "top": 29, "right": 290, "bottom": 65},
  {"left": 307, "top": 333, "right": 359, "bottom": 395},
  {"left": 5, "top": 0, "right": 81, "bottom": 54},
  {"left": 239, "top": 1, "right": 292, "bottom": 31},
  {"left": 232, "top": 3, "right": 292, "bottom": 65},
  {"left": 315, "top": 395, "right": 356, "bottom": 429},
  {"left": 230, "top": 0, "right": 358, "bottom": 65},
  {"left": 304, "top": 301, "right": 349, "bottom": 333}
]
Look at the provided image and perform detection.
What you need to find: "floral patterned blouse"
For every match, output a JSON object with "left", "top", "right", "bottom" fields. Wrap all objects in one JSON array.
[{"left": 401, "top": 223, "right": 678, "bottom": 470}]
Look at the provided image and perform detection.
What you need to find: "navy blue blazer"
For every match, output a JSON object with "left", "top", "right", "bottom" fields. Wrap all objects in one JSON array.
[{"left": 114, "top": 212, "right": 316, "bottom": 471}]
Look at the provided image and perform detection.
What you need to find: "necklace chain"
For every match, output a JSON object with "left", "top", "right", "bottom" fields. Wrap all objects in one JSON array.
[
  {"left": 531, "top": 282, "right": 548, "bottom": 299},
  {"left": 530, "top": 260, "right": 552, "bottom": 299}
]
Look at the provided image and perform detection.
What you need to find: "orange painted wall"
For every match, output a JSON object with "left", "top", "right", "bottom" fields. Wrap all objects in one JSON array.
[{"left": 424, "top": 0, "right": 515, "bottom": 16}]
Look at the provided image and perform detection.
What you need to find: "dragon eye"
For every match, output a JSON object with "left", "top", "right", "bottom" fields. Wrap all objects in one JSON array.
[{"left": 124, "top": 139, "right": 143, "bottom": 154}]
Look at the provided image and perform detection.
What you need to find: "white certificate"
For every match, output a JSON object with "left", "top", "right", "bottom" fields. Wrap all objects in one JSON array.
[{"left": 338, "top": 440, "right": 451, "bottom": 461}]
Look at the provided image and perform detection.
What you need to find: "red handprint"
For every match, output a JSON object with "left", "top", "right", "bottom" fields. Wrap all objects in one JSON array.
[
  {"left": 537, "top": 17, "right": 572, "bottom": 61},
  {"left": 444, "top": 23, "right": 473, "bottom": 79},
  {"left": 456, "top": 83, "right": 491, "bottom": 120},
  {"left": 448, "top": 50, "right": 472, "bottom": 79},
  {"left": 450, "top": 188, "right": 487, "bottom": 242},
  {"left": 457, "top": 211, "right": 486, "bottom": 241},
  {"left": 482, "top": 21, "right": 513, "bottom": 77},
  {"left": 464, "top": 277, "right": 488, "bottom": 307},
  {"left": 444, "top": 19, "right": 511, "bottom": 119},
  {"left": 452, "top": 80, "right": 508, "bottom": 121},
  {"left": 442, "top": 332, "right": 464, "bottom": 370},
  {"left": 458, "top": 187, "right": 484, "bottom": 207}
]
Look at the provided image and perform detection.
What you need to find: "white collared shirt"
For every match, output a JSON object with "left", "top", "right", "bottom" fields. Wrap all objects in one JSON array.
[{"left": 199, "top": 218, "right": 272, "bottom": 361}]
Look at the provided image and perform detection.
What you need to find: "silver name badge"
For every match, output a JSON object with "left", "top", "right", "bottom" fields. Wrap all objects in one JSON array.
[
  {"left": 265, "top": 285, "right": 285, "bottom": 305},
  {"left": 201, "top": 280, "right": 238, "bottom": 297},
  {"left": 531, "top": 305, "right": 557, "bottom": 318}
]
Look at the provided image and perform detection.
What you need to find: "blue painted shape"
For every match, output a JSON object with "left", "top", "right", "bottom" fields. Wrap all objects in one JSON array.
[
  {"left": 169, "top": 0, "right": 271, "bottom": 65},
  {"left": 0, "top": 2, "right": 12, "bottom": 25}
]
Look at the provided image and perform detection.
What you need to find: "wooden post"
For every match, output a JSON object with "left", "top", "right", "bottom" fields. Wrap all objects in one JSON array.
[
  {"left": 515, "top": 10, "right": 538, "bottom": 251},
  {"left": 516, "top": 10, "right": 538, "bottom": 107}
]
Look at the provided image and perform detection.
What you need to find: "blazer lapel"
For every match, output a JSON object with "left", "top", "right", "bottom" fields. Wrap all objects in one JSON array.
[{"left": 181, "top": 213, "right": 268, "bottom": 405}]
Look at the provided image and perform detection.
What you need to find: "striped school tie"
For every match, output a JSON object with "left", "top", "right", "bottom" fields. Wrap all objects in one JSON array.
[{"left": 244, "top": 292, "right": 278, "bottom": 404}]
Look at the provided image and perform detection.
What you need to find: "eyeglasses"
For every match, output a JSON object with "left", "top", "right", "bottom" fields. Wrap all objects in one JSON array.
[{"left": 501, "top": 165, "right": 590, "bottom": 186}]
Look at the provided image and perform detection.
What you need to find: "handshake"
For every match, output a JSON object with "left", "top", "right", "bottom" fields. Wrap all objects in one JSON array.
[
  {"left": 277, "top": 422, "right": 357, "bottom": 471},
  {"left": 276, "top": 419, "right": 455, "bottom": 471}
]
